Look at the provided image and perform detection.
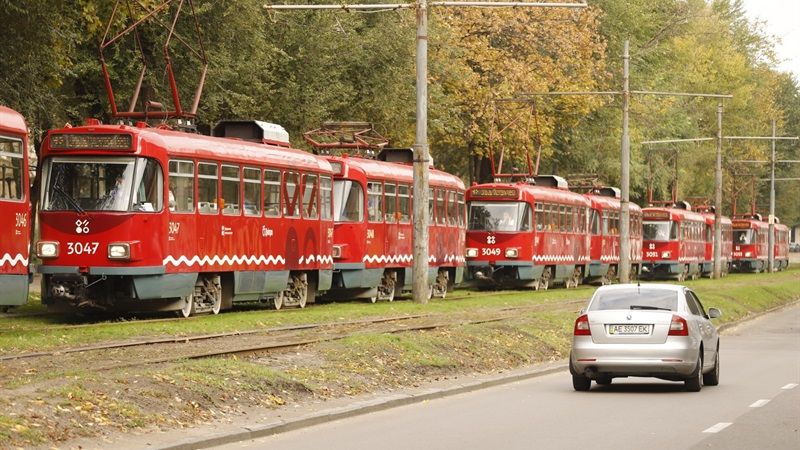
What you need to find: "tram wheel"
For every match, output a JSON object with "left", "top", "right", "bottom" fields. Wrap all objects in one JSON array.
[
  {"left": 677, "top": 265, "right": 689, "bottom": 282},
  {"left": 534, "top": 267, "right": 551, "bottom": 291},
  {"left": 273, "top": 292, "right": 284, "bottom": 310},
  {"left": 371, "top": 270, "right": 397, "bottom": 303}
]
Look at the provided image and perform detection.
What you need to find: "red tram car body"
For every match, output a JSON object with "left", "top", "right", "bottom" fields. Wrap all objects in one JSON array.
[
  {"left": 0, "top": 106, "right": 31, "bottom": 308},
  {"left": 641, "top": 205, "right": 706, "bottom": 280},
  {"left": 583, "top": 187, "right": 643, "bottom": 283},
  {"left": 36, "top": 120, "right": 334, "bottom": 314},
  {"left": 730, "top": 216, "right": 769, "bottom": 272},
  {"left": 465, "top": 176, "right": 591, "bottom": 289},
  {"left": 730, "top": 214, "right": 790, "bottom": 272},
  {"left": 325, "top": 153, "right": 466, "bottom": 300}
]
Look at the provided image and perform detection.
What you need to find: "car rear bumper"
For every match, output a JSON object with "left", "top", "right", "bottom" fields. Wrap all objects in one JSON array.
[{"left": 571, "top": 339, "right": 698, "bottom": 377}]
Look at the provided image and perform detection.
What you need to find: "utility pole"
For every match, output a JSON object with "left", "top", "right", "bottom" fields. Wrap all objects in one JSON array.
[
  {"left": 714, "top": 103, "right": 723, "bottom": 278},
  {"left": 264, "top": 1, "right": 587, "bottom": 302},
  {"left": 619, "top": 40, "right": 631, "bottom": 283}
]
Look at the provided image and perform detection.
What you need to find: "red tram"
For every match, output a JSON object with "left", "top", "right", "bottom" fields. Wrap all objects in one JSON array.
[
  {"left": 730, "top": 214, "right": 769, "bottom": 272},
  {"left": 0, "top": 106, "right": 31, "bottom": 310},
  {"left": 730, "top": 214, "right": 789, "bottom": 272},
  {"left": 583, "top": 187, "right": 643, "bottom": 283},
  {"left": 641, "top": 202, "right": 706, "bottom": 280},
  {"left": 323, "top": 151, "right": 466, "bottom": 300},
  {"left": 465, "top": 176, "right": 591, "bottom": 290},
  {"left": 36, "top": 120, "right": 334, "bottom": 315}
]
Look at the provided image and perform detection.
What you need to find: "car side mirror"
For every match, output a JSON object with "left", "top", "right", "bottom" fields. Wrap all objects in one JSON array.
[{"left": 708, "top": 307, "right": 722, "bottom": 319}]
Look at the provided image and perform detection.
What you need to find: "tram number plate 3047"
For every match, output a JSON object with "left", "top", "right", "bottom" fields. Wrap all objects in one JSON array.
[{"left": 607, "top": 324, "right": 651, "bottom": 335}]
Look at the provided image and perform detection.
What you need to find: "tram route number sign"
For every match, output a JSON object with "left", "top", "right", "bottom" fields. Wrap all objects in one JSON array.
[{"left": 471, "top": 188, "right": 518, "bottom": 198}]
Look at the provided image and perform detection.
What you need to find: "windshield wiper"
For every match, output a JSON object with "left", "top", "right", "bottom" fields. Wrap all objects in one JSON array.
[
  {"left": 630, "top": 305, "right": 671, "bottom": 311},
  {"left": 52, "top": 185, "right": 86, "bottom": 215}
]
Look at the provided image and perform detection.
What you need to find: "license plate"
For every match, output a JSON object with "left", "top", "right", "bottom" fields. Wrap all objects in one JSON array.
[{"left": 607, "top": 324, "right": 651, "bottom": 335}]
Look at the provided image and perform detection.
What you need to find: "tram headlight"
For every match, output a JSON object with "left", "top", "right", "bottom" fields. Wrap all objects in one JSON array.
[
  {"left": 744, "top": 251, "right": 752, "bottom": 257},
  {"left": 332, "top": 245, "right": 343, "bottom": 259},
  {"left": 466, "top": 248, "right": 478, "bottom": 258},
  {"left": 36, "top": 241, "right": 59, "bottom": 258},
  {"left": 108, "top": 243, "right": 131, "bottom": 260},
  {"left": 661, "top": 251, "right": 671, "bottom": 259},
  {"left": 505, "top": 248, "right": 519, "bottom": 258}
]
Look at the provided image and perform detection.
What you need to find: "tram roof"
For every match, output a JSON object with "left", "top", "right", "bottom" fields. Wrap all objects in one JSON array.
[
  {"left": 328, "top": 155, "right": 465, "bottom": 189},
  {"left": 584, "top": 192, "right": 642, "bottom": 212},
  {"left": 0, "top": 106, "right": 27, "bottom": 136},
  {"left": 642, "top": 206, "right": 707, "bottom": 222}
]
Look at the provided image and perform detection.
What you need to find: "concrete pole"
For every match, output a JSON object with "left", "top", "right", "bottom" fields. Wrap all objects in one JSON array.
[
  {"left": 768, "top": 119, "right": 776, "bottom": 272},
  {"left": 412, "top": 0, "right": 430, "bottom": 303},
  {"left": 619, "top": 40, "right": 631, "bottom": 283},
  {"left": 713, "top": 103, "right": 723, "bottom": 278}
]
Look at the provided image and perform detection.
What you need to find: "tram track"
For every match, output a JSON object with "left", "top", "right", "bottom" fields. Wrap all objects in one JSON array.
[{"left": 0, "top": 300, "right": 585, "bottom": 384}]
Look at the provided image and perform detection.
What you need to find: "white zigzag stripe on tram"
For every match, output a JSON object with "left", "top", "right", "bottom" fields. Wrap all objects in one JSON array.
[
  {"left": 298, "top": 254, "right": 334, "bottom": 265},
  {"left": 0, "top": 253, "right": 28, "bottom": 268},
  {"left": 362, "top": 254, "right": 413, "bottom": 264},
  {"left": 163, "top": 254, "right": 286, "bottom": 267}
]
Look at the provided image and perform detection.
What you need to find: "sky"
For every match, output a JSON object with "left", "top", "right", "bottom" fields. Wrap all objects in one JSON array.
[{"left": 741, "top": 0, "right": 800, "bottom": 79}]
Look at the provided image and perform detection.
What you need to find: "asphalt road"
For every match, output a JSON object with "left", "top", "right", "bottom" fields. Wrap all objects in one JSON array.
[{"left": 215, "top": 303, "right": 799, "bottom": 450}]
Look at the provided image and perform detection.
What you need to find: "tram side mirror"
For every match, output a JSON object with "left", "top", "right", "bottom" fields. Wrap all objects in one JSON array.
[{"left": 708, "top": 308, "right": 722, "bottom": 319}]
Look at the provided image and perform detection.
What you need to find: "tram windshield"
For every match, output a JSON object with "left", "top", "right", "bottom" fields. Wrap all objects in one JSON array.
[
  {"left": 643, "top": 220, "right": 678, "bottom": 241},
  {"left": 733, "top": 229, "right": 754, "bottom": 245},
  {"left": 333, "top": 180, "right": 364, "bottom": 222},
  {"left": 468, "top": 201, "right": 531, "bottom": 232},
  {"left": 42, "top": 157, "right": 163, "bottom": 212}
]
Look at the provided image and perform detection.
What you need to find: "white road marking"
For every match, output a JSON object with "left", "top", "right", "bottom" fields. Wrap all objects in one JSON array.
[
  {"left": 749, "top": 399, "right": 770, "bottom": 408},
  {"left": 702, "top": 422, "right": 732, "bottom": 433},
  {"left": 781, "top": 383, "right": 798, "bottom": 390}
]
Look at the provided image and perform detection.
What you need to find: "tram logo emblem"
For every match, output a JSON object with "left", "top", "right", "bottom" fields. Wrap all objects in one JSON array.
[
  {"left": 75, "top": 219, "right": 90, "bottom": 234},
  {"left": 262, "top": 226, "right": 274, "bottom": 237},
  {"left": 486, "top": 235, "right": 496, "bottom": 244}
]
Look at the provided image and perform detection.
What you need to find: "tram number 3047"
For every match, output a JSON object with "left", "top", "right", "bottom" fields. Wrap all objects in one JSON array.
[{"left": 67, "top": 242, "right": 100, "bottom": 255}]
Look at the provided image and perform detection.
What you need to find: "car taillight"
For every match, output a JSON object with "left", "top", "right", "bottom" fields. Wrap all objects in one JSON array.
[
  {"left": 668, "top": 315, "right": 689, "bottom": 336},
  {"left": 574, "top": 314, "right": 591, "bottom": 336}
]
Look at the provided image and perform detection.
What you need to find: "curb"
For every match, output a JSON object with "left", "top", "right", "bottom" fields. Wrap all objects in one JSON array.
[
  {"left": 158, "top": 299, "right": 800, "bottom": 450},
  {"left": 158, "top": 362, "right": 567, "bottom": 450}
]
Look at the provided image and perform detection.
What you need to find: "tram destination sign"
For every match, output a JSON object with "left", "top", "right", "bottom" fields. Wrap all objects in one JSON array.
[
  {"left": 50, "top": 133, "right": 133, "bottom": 151},
  {"left": 643, "top": 210, "right": 671, "bottom": 220},
  {"left": 470, "top": 187, "right": 518, "bottom": 198},
  {"left": 732, "top": 221, "right": 754, "bottom": 229}
]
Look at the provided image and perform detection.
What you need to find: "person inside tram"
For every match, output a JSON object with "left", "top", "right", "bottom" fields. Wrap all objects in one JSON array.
[{"left": 499, "top": 211, "right": 516, "bottom": 231}]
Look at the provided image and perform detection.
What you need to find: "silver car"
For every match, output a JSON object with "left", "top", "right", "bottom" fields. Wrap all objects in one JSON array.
[{"left": 569, "top": 283, "right": 721, "bottom": 392}]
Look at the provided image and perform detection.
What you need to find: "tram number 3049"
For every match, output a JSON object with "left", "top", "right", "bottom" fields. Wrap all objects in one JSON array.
[
  {"left": 482, "top": 248, "right": 501, "bottom": 256},
  {"left": 67, "top": 242, "right": 100, "bottom": 255}
]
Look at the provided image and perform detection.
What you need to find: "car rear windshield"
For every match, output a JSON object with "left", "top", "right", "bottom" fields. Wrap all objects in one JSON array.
[{"left": 589, "top": 288, "right": 678, "bottom": 311}]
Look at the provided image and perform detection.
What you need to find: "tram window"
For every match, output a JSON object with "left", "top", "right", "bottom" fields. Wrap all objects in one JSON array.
[
  {"left": 385, "top": 183, "right": 397, "bottom": 223},
  {"left": 368, "top": 181, "right": 383, "bottom": 223},
  {"left": 612, "top": 212, "right": 620, "bottom": 235},
  {"left": 457, "top": 192, "right": 466, "bottom": 227},
  {"left": 132, "top": 159, "right": 163, "bottom": 212},
  {"left": 334, "top": 180, "right": 364, "bottom": 222},
  {"left": 320, "top": 176, "right": 332, "bottom": 220},
  {"left": 429, "top": 188, "right": 435, "bottom": 223},
  {"left": 436, "top": 188, "right": 447, "bottom": 225},
  {"left": 519, "top": 204, "right": 532, "bottom": 231},
  {"left": 734, "top": 229, "right": 752, "bottom": 244},
  {"left": 565, "top": 206, "right": 573, "bottom": 232},
  {"left": 534, "top": 203, "right": 544, "bottom": 231},
  {"left": 197, "top": 163, "right": 218, "bottom": 214},
  {"left": 221, "top": 165, "right": 240, "bottom": 216},
  {"left": 398, "top": 184, "right": 411, "bottom": 223},
  {"left": 168, "top": 160, "right": 194, "bottom": 213},
  {"left": 302, "top": 174, "right": 318, "bottom": 219},
  {"left": 243, "top": 167, "right": 261, "bottom": 216},
  {"left": 0, "top": 136, "right": 24, "bottom": 201},
  {"left": 590, "top": 209, "right": 600, "bottom": 235},
  {"left": 284, "top": 171, "right": 300, "bottom": 217},
  {"left": 602, "top": 211, "right": 609, "bottom": 235},
  {"left": 445, "top": 191, "right": 454, "bottom": 226},
  {"left": 263, "top": 169, "right": 281, "bottom": 217}
]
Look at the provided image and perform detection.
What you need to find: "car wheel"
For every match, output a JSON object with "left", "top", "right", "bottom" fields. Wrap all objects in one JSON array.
[
  {"left": 596, "top": 375, "right": 612, "bottom": 385},
  {"left": 685, "top": 354, "right": 703, "bottom": 392},
  {"left": 572, "top": 374, "right": 591, "bottom": 391},
  {"left": 703, "top": 350, "right": 720, "bottom": 386}
]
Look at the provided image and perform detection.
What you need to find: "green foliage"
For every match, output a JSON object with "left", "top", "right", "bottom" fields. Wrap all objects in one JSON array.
[{"left": 0, "top": 0, "right": 797, "bottom": 215}]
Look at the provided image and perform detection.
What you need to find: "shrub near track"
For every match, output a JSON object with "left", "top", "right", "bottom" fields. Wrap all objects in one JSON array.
[{"left": 0, "top": 268, "right": 797, "bottom": 448}]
